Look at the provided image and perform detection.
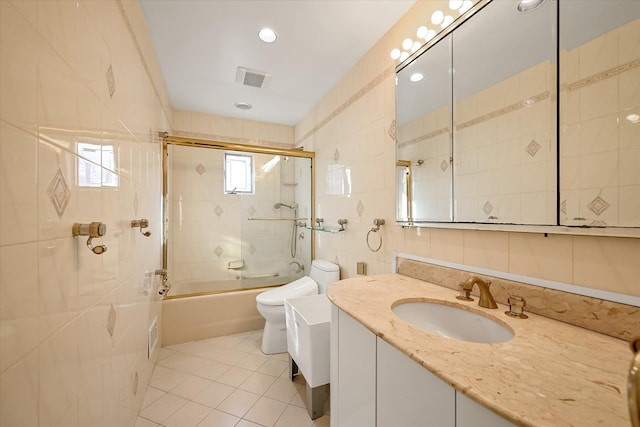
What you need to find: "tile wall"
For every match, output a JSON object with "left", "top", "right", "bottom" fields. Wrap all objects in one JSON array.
[
  {"left": 560, "top": 18, "right": 640, "bottom": 227},
  {"left": 0, "top": 1, "right": 170, "bottom": 426},
  {"left": 172, "top": 109, "right": 295, "bottom": 149},
  {"left": 295, "top": 1, "right": 640, "bottom": 298}
]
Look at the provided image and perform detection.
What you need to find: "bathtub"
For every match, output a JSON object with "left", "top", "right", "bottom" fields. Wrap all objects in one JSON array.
[{"left": 161, "top": 275, "right": 300, "bottom": 345}]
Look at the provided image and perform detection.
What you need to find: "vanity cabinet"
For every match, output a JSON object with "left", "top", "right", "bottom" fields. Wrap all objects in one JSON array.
[
  {"left": 330, "top": 305, "right": 376, "bottom": 427},
  {"left": 377, "top": 337, "right": 455, "bottom": 427},
  {"left": 331, "top": 305, "right": 515, "bottom": 427}
]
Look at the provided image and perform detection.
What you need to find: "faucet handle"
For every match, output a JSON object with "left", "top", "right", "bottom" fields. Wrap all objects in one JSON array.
[
  {"left": 456, "top": 284, "right": 474, "bottom": 302},
  {"left": 505, "top": 295, "right": 528, "bottom": 319}
]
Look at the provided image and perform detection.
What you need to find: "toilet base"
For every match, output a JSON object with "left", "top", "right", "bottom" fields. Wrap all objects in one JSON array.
[{"left": 261, "top": 321, "right": 287, "bottom": 354}]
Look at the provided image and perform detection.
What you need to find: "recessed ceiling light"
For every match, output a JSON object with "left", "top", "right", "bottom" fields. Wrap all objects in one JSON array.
[
  {"left": 258, "top": 28, "right": 277, "bottom": 43},
  {"left": 235, "top": 102, "right": 252, "bottom": 110},
  {"left": 410, "top": 73, "right": 424, "bottom": 82}
]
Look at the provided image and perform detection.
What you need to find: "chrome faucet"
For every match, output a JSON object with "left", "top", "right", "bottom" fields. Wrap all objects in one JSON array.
[
  {"left": 289, "top": 261, "right": 304, "bottom": 274},
  {"left": 456, "top": 276, "right": 498, "bottom": 309}
]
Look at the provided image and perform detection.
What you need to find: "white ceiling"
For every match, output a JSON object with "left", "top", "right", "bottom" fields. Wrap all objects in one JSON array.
[{"left": 140, "top": 0, "right": 415, "bottom": 126}]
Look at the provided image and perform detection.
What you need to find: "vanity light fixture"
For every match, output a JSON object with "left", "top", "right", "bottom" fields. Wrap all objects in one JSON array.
[
  {"left": 516, "top": 0, "right": 545, "bottom": 13},
  {"left": 390, "top": 1, "right": 478, "bottom": 65},
  {"left": 258, "top": 28, "right": 277, "bottom": 43},
  {"left": 410, "top": 73, "right": 424, "bottom": 82}
]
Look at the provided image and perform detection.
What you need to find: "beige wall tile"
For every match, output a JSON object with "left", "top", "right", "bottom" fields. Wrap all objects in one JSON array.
[
  {"left": 0, "top": 350, "right": 38, "bottom": 427},
  {"left": 430, "top": 228, "right": 464, "bottom": 264},
  {"left": 508, "top": 232, "right": 573, "bottom": 284},
  {"left": 462, "top": 230, "right": 509, "bottom": 272},
  {"left": 573, "top": 236, "right": 640, "bottom": 296}
]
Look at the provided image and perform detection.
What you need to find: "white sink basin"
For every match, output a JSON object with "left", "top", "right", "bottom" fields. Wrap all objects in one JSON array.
[{"left": 392, "top": 301, "right": 514, "bottom": 344}]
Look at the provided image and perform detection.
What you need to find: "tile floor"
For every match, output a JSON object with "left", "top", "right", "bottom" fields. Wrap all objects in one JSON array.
[{"left": 136, "top": 330, "right": 330, "bottom": 427}]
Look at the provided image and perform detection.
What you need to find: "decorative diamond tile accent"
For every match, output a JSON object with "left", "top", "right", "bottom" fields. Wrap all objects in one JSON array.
[
  {"left": 590, "top": 220, "right": 607, "bottom": 227},
  {"left": 214, "top": 205, "right": 224, "bottom": 217},
  {"left": 482, "top": 201, "right": 494, "bottom": 215},
  {"left": 387, "top": 120, "right": 396, "bottom": 141},
  {"left": 334, "top": 149, "right": 340, "bottom": 162},
  {"left": 106, "top": 65, "right": 116, "bottom": 98},
  {"left": 106, "top": 304, "right": 116, "bottom": 337},
  {"left": 587, "top": 196, "right": 610, "bottom": 216},
  {"left": 195, "top": 163, "right": 206, "bottom": 175},
  {"left": 248, "top": 205, "right": 256, "bottom": 217},
  {"left": 356, "top": 200, "right": 365, "bottom": 217},
  {"left": 213, "top": 245, "right": 224, "bottom": 257},
  {"left": 525, "top": 139, "right": 541, "bottom": 157},
  {"left": 440, "top": 160, "right": 449, "bottom": 172},
  {"left": 560, "top": 199, "right": 567, "bottom": 214},
  {"left": 47, "top": 167, "right": 71, "bottom": 218},
  {"left": 247, "top": 244, "right": 256, "bottom": 255}
]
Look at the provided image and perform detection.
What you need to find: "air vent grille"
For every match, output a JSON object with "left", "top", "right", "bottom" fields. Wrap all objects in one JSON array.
[{"left": 236, "top": 67, "right": 272, "bottom": 89}]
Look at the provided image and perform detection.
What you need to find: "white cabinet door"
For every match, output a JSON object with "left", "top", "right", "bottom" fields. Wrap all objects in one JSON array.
[
  {"left": 456, "top": 392, "right": 516, "bottom": 427},
  {"left": 377, "top": 338, "right": 455, "bottom": 427},
  {"left": 333, "top": 308, "right": 377, "bottom": 427}
]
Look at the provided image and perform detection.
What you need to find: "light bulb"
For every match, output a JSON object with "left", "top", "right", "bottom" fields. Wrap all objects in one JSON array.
[
  {"left": 410, "top": 73, "right": 424, "bottom": 82},
  {"left": 411, "top": 41, "right": 422, "bottom": 53},
  {"left": 626, "top": 113, "right": 640, "bottom": 123},
  {"left": 431, "top": 10, "right": 444, "bottom": 25},
  {"left": 390, "top": 48, "right": 401, "bottom": 60},
  {"left": 399, "top": 51, "right": 410, "bottom": 62},
  {"left": 402, "top": 38, "right": 413, "bottom": 50},
  {"left": 459, "top": 0, "right": 473, "bottom": 14},
  {"left": 425, "top": 29, "right": 437, "bottom": 41},
  {"left": 441, "top": 15, "right": 454, "bottom": 27},
  {"left": 416, "top": 26, "right": 428, "bottom": 39},
  {"left": 449, "top": 0, "right": 463, "bottom": 10}
]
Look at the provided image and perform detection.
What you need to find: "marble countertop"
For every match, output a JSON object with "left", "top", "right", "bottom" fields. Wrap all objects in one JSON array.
[{"left": 327, "top": 274, "right": 631, "bottom": 427}]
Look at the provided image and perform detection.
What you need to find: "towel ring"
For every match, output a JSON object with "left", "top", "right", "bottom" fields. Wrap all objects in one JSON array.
[{"left": 366, "top": 219, "right": 385, "bottom": 252}]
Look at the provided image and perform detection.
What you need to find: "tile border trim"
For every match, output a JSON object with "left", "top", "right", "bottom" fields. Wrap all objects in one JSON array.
[{"left": 295, "top": 65, "right": 396, "bottom": 145}]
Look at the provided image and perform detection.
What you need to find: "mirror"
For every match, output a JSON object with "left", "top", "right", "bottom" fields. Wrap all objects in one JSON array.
[
  {"left": 452, "top": 0, "right": 557, "bottom": 225},
  {"left": 395, "top": 0, "right": 639, "bottom": 231},
  {"left": 559, "top": 0, "right": 640, "bottom": 228},
  {"left": 396, "top": 35, "right": 453, "bottom": 222}
]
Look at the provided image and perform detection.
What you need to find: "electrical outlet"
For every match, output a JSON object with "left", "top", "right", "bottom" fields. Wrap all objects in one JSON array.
[{"left": 357, "top": 261, "right": 367, "bottom": 275}]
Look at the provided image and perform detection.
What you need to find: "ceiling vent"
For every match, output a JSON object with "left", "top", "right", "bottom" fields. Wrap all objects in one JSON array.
[{"left": 236, "top": 67, "right": 272, "bottom": 89}]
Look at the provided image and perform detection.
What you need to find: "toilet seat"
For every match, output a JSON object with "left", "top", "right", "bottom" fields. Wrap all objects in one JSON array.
[{"left": 256, "top": 276, "right": 318, "bottom": 306}]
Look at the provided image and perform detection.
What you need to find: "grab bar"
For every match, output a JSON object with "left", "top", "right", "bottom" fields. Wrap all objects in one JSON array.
[
  {"left": 248, "top": 217, "right": 309, "bottom": 221},
  {"left": 631, "top": 336, "right": 640, "bottom": 427},
  {"left": 241, "top": 272, "right": 280, "bottom": 279}
]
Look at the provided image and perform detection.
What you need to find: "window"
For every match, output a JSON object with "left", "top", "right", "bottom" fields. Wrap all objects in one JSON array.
[
  {"left": 77, "top": 142, "right": 119, "bottom": 188},
  {"left": 224, "top": 153, "right": 254, "bottom": 194}
]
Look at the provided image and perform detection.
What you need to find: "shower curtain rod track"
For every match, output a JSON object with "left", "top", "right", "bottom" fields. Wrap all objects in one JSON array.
[{"left": 162, "top": 134, "right": 315, "bottom": 158}]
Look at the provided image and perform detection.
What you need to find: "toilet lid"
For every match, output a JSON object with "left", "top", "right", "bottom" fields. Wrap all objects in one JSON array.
[{"left": 256, "top": 276, "right": 318, "bottom": 306}]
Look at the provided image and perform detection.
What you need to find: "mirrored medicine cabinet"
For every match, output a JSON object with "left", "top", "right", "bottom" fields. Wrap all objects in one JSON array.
[{"left": 395, "top": 0, "right": 640, "bottom": 234}]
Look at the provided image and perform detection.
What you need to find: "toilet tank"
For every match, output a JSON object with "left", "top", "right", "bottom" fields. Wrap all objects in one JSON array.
[{"left": 309, "top": 260, "right": 340, "bottom": 293}]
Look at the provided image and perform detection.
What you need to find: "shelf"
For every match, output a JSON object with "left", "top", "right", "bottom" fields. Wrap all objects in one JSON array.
[{"left": 308, "top": 227, "right": 345, "bottom": 234}]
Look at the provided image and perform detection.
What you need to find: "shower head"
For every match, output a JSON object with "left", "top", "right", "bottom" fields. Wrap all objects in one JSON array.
[{"left": 274, "top": 202, "right": 296, "bottom": 210}]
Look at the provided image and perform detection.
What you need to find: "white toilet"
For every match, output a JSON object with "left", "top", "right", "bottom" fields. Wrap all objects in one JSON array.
[{"left": 256, "top": 260, "right": 339, "bottom": 354}]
